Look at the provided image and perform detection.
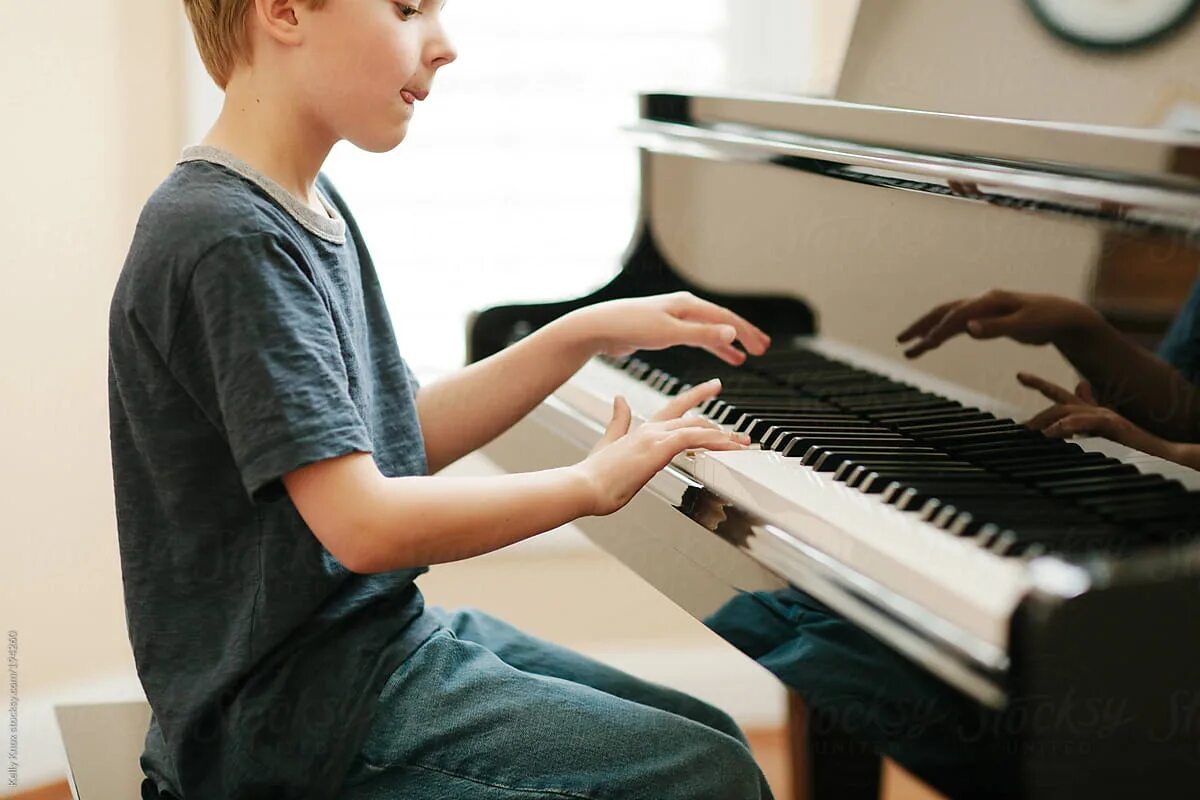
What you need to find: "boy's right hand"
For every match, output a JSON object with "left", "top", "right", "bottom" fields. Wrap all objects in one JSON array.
[{"left": 575, "top": 381, "right": 751, "bottom": 516}]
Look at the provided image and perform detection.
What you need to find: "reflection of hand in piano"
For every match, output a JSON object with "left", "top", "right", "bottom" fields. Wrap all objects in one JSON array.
[
  {"left": 896, "top": 288, "right": 1103, "bottom": 358},
  {"left": 899, "top": 286, "right": 1200, "bottom": 462},
  {"left": 1019, "top": 371, "right": 1193, "bottom": 467}
]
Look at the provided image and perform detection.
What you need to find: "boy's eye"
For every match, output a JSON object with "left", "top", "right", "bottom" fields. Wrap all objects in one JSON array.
[{"left": 394, "top": 2, "right": 422, "bottom": 20}]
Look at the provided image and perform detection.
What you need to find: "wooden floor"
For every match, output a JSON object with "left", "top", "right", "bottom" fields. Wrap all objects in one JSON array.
[
  {"left": 745, "top": 727, "right": 944, "bottom": 800},
  {"left": 14, "top": 727, "right": 942, "bottom": 800}
]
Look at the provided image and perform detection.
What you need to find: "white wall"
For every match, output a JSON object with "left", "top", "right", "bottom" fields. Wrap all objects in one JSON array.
[{"left": 0, "top": 1, "right": 184, "bottom": 793}]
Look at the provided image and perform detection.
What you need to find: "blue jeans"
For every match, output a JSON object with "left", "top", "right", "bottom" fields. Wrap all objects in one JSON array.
[{"left": 339, "top": 607, "right": 773, "bottom": 800}]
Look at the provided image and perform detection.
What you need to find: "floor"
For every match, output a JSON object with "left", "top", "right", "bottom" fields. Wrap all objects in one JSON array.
[
  {"left": 16, "top": 727, "right": 942, "bottom": 800},
  {"left": 744, "top": 727, "right": 943, "bottom": 800}
]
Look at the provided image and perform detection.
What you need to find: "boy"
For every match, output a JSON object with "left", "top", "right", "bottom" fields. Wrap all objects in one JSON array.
[{"left": 108, "top": 1, "right": 775, "bottom": 798}]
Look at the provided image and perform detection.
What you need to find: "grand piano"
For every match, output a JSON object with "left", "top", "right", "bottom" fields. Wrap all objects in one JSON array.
[{"left": 467, "top": 5, "right": 1200, "bottom": 797}]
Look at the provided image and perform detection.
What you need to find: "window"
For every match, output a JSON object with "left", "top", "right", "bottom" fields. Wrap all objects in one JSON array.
[{"left": 183, "top": 2, "right": 829, "bottom": 373}]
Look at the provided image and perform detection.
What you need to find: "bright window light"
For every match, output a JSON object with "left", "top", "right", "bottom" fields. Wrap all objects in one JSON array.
[{"left": 325, "top": 2, "right": 731, "bottom": 373}]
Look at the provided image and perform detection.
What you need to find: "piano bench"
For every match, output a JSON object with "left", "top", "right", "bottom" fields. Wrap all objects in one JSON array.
[{"left": 55, "top": 700, "right": 152, "bottom": 800}]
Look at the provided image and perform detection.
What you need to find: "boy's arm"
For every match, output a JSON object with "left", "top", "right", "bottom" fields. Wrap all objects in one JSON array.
[
  {"left": 282, "top": 452, "right": 594, "bottom": 572},
  {"left": 415, "top": 293, "right": 772, "bottom": 473},
  {"left": 414, "top": 312, "right": 594, "bottom": 474},
  {"left": 283, "top": 399, "right": 752, "bottom": 573}
]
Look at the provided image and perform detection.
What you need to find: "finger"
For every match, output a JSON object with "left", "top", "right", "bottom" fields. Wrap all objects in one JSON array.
[
  {"left": 704, "top": 343, "right": 748, "bottom": 366},
  {"left": 948, "top": 180, "right": 981, "bottom": 197},
  {"left": 1075, "top": 379, "right": 1096, "bottom": 405},
  {"left": 651, "top": 416, "right": 727, "bottom": 434},
  {"left": 671, "top": 320, "right": 749, "bottom": 366},
  {"left": 1044, "top": 410, "right": 1106, "bottom": 439},
  {"left": 907, "top": 293, "right": 1017, "bottom": 357},
  {"left": 1023, "top": 403, "right": 1074, "bottom": 432},
  {"left": 651, "top": 378, "right": 723, "bottom": 421},
  {"left": 664, "top": 428, "right": 752, "bottom": 453},
  {"left": 601, "top": 396, "right": 632, "bottom": 444},
  {"left": 1017, "top": 372, "right": 1077, "bottom": 405},
  {"left": 675, "top": 319, "right": 738, "bottom": 351},
  {"left": 966, "top": 312, "right": 1024, "bottom": 340},
  {"left": 897, "top": 301, "right": 957, "bottom": 343},
  {"left": 675, "top": 296, "right": 772, "bottom": 355}
]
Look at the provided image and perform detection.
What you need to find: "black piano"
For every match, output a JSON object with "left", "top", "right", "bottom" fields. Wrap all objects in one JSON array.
[{"left": 467, "top": 83, "right": 1200, "bottom": 799}]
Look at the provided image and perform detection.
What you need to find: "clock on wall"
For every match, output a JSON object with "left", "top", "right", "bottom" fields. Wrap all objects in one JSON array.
[{"left": 1025, "top": 0, "right": 1200, "bottom": 50}]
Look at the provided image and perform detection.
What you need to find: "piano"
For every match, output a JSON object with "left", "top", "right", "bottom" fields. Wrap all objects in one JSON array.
[{"left": 467, "top": 50, "right": 1200, "bottom": 800}]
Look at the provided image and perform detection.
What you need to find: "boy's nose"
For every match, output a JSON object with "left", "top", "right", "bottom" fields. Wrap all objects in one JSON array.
[{"left": 432, "top": 36, "right": 457, "bottom": 69}]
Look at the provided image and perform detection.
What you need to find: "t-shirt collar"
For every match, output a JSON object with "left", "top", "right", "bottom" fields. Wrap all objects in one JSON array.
[{"left": 179, "top": 145, "right": 347, "bottom": 245}]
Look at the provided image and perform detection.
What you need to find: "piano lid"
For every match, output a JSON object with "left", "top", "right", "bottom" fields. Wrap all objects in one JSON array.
[
  {"left": 637, "top": 91, "right": 1200, "bottom": 190},
  {"left": 622, "top": 89, "right": 1200, "bottom": 412}
]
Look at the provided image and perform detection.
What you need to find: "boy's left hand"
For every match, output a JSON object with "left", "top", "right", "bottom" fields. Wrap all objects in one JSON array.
[{"left": 569, "top": 292, "right": 772, "bottom": 366}]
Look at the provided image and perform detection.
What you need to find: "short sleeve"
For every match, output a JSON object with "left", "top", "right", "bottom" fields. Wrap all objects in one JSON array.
[
  {"left": 1159, "top": 276, "right": 1200, "bottom": 384},
  {"left": 402, "top": 358, "right": 421, "bottom": 391},
  {"left": 168, "top": 233, "right": 373, "bottom": 500}
]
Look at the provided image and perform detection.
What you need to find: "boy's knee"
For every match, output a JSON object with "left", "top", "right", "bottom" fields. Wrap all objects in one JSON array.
[
  {"left": 667, "top": 728, "right": 768, "bottom": 800},
  {"left": 703, "top": 737, "right": 767, "bottom": 799},
  {"left": 698, "top": 702, "right": 750, "bottom": 747}
]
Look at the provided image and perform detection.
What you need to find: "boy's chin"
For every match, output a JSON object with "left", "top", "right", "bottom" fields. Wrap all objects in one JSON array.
[{"left": 347, "top": 124, "right": 410, "bottom": 154}]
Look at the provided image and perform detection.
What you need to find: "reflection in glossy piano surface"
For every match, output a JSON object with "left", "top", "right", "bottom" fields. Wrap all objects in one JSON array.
[{"left": 469, "top": 76, "right": 1200, "bottom": 800}]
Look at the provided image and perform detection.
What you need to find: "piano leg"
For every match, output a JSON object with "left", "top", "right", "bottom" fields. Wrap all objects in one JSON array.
[
  {"left": 798, "top": 695, "right": 883, "bottom": 800},
  {"left": 787, "top": 692, "right": 811, "bottom": 800}
]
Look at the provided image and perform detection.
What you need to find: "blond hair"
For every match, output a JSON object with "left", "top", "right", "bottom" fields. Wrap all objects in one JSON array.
[{"left": 182, "top": 0, "right": 326, "bottom": 88}]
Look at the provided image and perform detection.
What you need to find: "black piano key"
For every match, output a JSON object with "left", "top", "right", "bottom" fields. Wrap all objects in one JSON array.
[
  {"left": 893, "top": 418, "right": 1021, "bottom": 435},
  {"left": 833, "top": 456, "right": 972, "bottom": 483},
  {"left": 1041, "top": 474, "right": 1182, "bottom": 498},
  {"left": 873, "top": 408, "right": 981, "bottom": 425},
  {"left": 740, "top": 417, "right": 873, "bottom": 438},
  {"left": 810, "top": 448, "right": 944, "bottom": 472},
  {"left": 857, "top": 466, "right": 991, "bottom": 493},
  {"left": 805, "top": 446, "right": 940, "bottom": 470},
  {"left": 779, "top": 434, "right": 914, "bottom": 457}
]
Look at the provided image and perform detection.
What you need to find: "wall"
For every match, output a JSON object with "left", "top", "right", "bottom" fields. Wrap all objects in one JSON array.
[
  {"left": 839, "top": 0, "right": 1200, "bottom": 126},
  {"left": 0, "top": 1, "right": 185, "bottom": 792}
]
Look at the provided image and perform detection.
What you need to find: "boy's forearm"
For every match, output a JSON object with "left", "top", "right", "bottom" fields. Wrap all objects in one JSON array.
[
  {"left": 359, "top": 467, "right": 595, "bottom": 573},
  {"left": 1166, "top": 442, "right": 1200, "bottom": 471},
  {"left": 416, "top": 312, "right": 598, "bottom": 473},
  {"left": 1057, "top": 322, "right": 1200, "bottom": 441}
]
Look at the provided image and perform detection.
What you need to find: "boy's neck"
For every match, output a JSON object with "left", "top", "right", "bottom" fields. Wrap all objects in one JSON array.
[{"left": 202, "top": 72, "right": 336, "bottom": 216}]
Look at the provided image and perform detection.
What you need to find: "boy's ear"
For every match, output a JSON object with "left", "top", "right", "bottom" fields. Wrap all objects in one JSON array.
[{"left": 251, "top": 0, "right": 307, "bottom": 47}]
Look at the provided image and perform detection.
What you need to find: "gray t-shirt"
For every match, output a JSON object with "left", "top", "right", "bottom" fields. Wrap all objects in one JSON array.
[{"left": 108, "top": 146, "right": 439, "bottom": 800}]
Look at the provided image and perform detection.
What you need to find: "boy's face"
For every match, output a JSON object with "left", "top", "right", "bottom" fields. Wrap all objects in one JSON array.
[{"left": 295, "top": 0, "right": 456, "bottom": 152}]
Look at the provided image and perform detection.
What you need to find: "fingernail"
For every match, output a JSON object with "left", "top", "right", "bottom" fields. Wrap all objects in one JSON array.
[{"left": 707, "top": 378, "right": 722, "bottom": 387}]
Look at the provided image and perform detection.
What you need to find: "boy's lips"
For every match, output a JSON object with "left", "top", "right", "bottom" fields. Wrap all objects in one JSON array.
[{"left": 400, "top": 88, "right": 428, "bottom": 105}]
